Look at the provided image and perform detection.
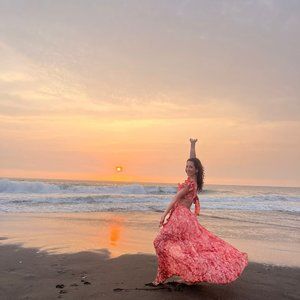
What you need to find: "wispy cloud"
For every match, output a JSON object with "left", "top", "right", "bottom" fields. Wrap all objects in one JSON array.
[{"left": 0, "top": 0, "right": 299, "bottom": 185}]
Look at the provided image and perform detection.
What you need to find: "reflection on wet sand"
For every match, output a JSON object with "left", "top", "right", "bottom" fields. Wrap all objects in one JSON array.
[
  {"left": 0, "top": 211, "right": 299, "bottom": 267},
  {"left": 108, "top": 215, "right": 123, "bottom": 247},
  {"left": 0, "top": 212, "right": 157, "bottom": 258}
]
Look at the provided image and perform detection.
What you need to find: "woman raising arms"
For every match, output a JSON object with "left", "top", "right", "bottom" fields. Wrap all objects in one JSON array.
[{"left": 151, "top": 138, "right": 248, "bottom": 286}]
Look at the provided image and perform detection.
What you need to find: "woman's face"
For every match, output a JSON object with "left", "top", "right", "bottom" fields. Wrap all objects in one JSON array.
[{"left": 185, "top": 160, "right": 197, "bottom": 177}]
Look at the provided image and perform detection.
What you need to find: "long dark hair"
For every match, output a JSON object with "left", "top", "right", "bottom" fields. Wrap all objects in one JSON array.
[{"left": 187, "top": 157, "right": 205, "bottom": 192}]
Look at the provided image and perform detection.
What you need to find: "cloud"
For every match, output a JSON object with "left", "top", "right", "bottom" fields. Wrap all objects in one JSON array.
[{"left": 0, "top": 0, "right": 299, "bottom": 123}]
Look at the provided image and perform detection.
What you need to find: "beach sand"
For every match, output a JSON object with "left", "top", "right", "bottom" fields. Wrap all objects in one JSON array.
[
  {"left": 0, "top": 243, "right": 299, "bottom": 300},
  {"left": 0, "top": 212, "right": 299, "bottom": 299}
]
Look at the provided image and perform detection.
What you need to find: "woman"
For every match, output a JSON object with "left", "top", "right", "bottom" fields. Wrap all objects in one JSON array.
[{"left": 151, "top": 138, "right": 248, "bottom": 286}]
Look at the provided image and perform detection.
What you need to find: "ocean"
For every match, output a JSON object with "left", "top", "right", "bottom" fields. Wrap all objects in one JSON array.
[
  {"left": 0, "top": 177, "right": 299, "bottom": 214},
  {"left": 0, "top": 177, "right": 299, "bottom": 265}
]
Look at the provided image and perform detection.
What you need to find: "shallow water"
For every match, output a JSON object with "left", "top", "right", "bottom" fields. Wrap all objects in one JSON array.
[{"left": 0, "top": 211, "right": 299, "bottom": 267}]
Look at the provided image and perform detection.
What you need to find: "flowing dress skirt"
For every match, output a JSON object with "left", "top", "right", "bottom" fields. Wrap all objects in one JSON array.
[{"left": 153, "top": 204, "right": 248, "bottom": 285}]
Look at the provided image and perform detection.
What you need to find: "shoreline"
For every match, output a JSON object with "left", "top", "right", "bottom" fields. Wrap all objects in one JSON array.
[
  {"left": 0, "top": 211, "right": 299, "bottom": 267},
  {"left": 0, "top": 211, "right": 299, "bottom": 299}
]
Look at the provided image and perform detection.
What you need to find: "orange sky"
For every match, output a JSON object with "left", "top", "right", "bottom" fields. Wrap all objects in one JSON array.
[{"left": 0, "top": 1, "right": 299, "bottom": 187}]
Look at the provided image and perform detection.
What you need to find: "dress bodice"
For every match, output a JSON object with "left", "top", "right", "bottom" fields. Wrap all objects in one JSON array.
[{"left": 175, "top": 177, "right": 200, "bottom": 215}]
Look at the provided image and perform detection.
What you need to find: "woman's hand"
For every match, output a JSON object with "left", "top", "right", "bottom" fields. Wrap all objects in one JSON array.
[{"left": 189, "top": 138, "right": 198, "bottom": 158}]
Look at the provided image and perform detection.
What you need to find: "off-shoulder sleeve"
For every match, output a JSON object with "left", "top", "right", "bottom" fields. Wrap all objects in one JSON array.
[{"left": 178, "top": 179, "right": 195, "bottom": 193}]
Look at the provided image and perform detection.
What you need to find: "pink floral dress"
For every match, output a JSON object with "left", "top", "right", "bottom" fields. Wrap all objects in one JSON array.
[{"left": 153, "top": 177, "right": 248, "bottom": 285}]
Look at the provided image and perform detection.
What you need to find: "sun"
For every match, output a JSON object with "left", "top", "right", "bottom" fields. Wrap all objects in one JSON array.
[{"left": 115, "top": 166, "right": 123, "bottom": 172}]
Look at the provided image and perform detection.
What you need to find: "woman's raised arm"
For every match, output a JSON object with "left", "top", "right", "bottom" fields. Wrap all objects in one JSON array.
[{"left": 189, "top": 138, "right": 198, "bottom": 158}]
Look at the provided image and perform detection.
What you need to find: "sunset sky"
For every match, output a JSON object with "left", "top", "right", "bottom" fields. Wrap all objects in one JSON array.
[{"left": 0, "top": 1, "right": 299, "bottom": 187}]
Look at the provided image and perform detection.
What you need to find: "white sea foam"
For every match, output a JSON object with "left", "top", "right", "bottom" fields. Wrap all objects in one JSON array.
[
  {"left": 0, "top": 179, "right": 175, "bottom": 194},
  {"left": 0, "top": 178, "right": 299, "bottom": 214}
]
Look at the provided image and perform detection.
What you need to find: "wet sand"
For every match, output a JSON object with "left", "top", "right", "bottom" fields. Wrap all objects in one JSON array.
[
  {"left": 0, "top": 211, "right": 299, "bottom": 299},
  {"left": 0, "top": 211, "right": 299, "bottom": 266}
]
